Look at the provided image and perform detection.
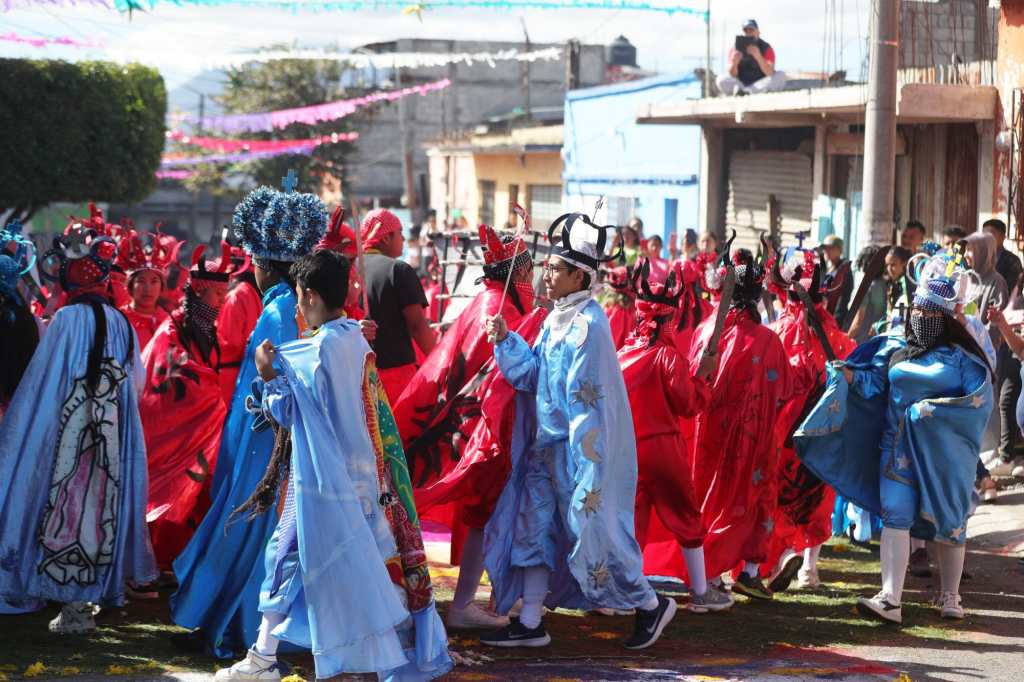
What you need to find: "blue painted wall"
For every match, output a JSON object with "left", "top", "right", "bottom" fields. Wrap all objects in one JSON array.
[{"left": 563, "top": 72, "right": 703, "bottom": 253}]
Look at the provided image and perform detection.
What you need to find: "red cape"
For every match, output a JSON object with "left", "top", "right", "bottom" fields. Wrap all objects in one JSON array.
[
  {"left": 140, "top": 311, "right": 226, "bottom": 569},
  {"left": 392, "top": 280, "right": 542, "bottom": 563},
  {"left": 216, "top": 281, "right": 262, "bottom": 404},
  {"left": 619, "top": 325, "right": 711, "bottom": 574},
  {"left": 604, "top": 300, "right": 634, "bottom": 350},
  {"left": 683, "top": 307, "right": 801, "bottom": 579},
  {"left": 761, "top": 298, "right": 856, "bottom": 576},
  {"left": 121, "top": 305, "right": 170, "bottom": 353}
]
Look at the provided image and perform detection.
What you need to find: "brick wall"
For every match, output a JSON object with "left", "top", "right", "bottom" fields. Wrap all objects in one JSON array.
[{"left": 900, "top": 0, "right": 999, "bottom": 68}]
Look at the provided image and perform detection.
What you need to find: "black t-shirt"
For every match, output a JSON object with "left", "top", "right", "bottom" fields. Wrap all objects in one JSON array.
[
  {"left": 364, "top": 252, "right": 428, "bottom": 369},
  {"left": 738, "top": 38, "right": 772, "bottom": 85}
]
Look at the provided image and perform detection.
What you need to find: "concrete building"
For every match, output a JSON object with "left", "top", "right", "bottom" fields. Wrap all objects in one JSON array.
[
  {"left": 348, "top": 38, "right": 606, "bottom": 222},
  {"left": 562, "top": 73, "right": 703, "bottom": 247}
]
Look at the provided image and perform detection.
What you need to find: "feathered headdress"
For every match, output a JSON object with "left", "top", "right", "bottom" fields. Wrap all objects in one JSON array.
[
  {"left": 479, "top": 223, "right": 530, "bottom": 282},
  {"left": 547, "top": 212, "right": 622, "bottom": 275},
  {"left": 0, "top": 220, "right": 37, "bottom": 305},
  {"left": 232, "top": 185, "right": 328, "bottom": 262}
]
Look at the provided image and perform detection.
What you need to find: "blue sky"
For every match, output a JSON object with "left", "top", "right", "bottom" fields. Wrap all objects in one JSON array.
[{"left": 2, "top": 1, "right": 872, "bottom": 104}]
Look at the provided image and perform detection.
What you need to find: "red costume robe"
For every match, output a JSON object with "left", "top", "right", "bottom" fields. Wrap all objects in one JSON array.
[
  {"left": 216, "top": 280, "right": 262, "bottom": 404},
  {"left": 761, "top": 296, "right": 856, "bottom": 576},
  {"left": 121, "top": 304, "right": 170, "bottom": 353},
  {"left": 140, "top": 311, "right": 226, "bottom": 568},
  {"left": 687, "top": 306, "right": 800, "bottom": 578},
  {"left": 392, "top": 280, "right": 543, "bottom": 563},
  {"left": 619, "top": 309, "right": 711, "bottom": 580}
]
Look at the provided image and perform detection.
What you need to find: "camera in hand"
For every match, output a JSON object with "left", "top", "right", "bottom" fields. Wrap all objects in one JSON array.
[{"left": 735, "top": 35, "right": 755, "bottom": 52}]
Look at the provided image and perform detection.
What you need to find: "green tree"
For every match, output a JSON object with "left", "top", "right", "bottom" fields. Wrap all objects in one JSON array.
[
  {"left": 177, "top": 54, "right": 359, "bottom": 198},
  {"left": 0, "top": 59, "right": 166, "bottom": 222}
]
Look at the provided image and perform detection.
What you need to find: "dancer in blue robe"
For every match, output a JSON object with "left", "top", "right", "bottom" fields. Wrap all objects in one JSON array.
[
  {"left": 215, "top": 250, "right": 451, "bottom": 682},
  {"left": 796, "top": 250, "right": 993, "bottom": 625},
  {"left": 171, "top": 184, "right": 327, "bottom": 657},
  {"left": 0, "top": 221, "right": 156, "bottom": 633},
  {"left": 481, "top": 213, "right": 678, "bottom": 651}
]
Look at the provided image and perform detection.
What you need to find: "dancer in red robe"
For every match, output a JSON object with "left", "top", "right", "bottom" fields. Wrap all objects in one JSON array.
[
  {"left": 116, "top": 228, "right": 181, "bottom": 351},
  {"left": 619, "top": 264, "right": 734, "bottom": 613},
  {"left": 216, "top": 245, "right": 262, "bottom": 404},
  {"left": 141, "top": 241, "right": 239, "bottom": 569},
  {"left": 688, "top": 249, "right": 800, "bottom": 600},
  {"left": 392, "top": 223, "right": 544, "bottom": 630},
  {"left": 761, "top": 249, "right": 856, "bottom": 592},
  {"left": 602, "top": 265, "right": 635, "bottom": 350}
]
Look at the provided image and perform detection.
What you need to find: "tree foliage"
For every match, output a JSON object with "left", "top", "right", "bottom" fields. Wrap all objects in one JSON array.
[
  {"left": 0, "top": 59, "right": 166, "bottom": 219},
  {"left": 178, "top": 54, "right": 358, "bottom": 198}
]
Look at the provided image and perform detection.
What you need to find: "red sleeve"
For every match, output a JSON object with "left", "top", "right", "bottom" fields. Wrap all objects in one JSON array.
[
  {"left": 764, "top": 46, "right": 776, "bottom": 64},
  {"left": 661, "top": 347, "right": 710, "bottom": 418}
]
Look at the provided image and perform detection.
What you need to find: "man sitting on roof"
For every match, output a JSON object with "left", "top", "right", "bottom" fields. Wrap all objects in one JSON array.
[{"left": 716, "top": 19, "right": 787, "bottom": 96}]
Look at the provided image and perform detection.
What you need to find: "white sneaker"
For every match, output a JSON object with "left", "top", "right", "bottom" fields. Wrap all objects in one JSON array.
[
  {"left": 48, "top": 604, "right": 97, "bottom": 635},
  {"left": 797, "top": 568, "right": 822, "bottom": 589},
  {"left": 687, "top": 585, "right": 734, "bottom": 613},
  {"left": 1013, "top": 462, "right": 1024, "bottom": 477},
  {"left": 446, "top": 602, "right": 510, "bottom": 630},
  {"left": 980, "top": 450, "right": 1001, "bottom": 467},
  {"left": 214, "top": 649, "right": 283, "bottom": 681},
  {"left": 938, "top": 592, "right": 965, "bottom": 620},
  {"left": 855, "top": 592, "right": 902, "bottom": 625},
  {"left": 989, "top": 458, "right": 1023, "bottom": 477}
]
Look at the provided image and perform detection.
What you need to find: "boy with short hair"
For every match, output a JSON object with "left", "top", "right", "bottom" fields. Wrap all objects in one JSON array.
[{"left": 216, "top": 249, "right": 451, "bottom": 681}]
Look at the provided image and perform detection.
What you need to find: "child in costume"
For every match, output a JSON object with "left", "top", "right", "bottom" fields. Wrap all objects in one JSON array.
[
  {"left": 117, "top": 227, "right": 179, "bottom": 352},
  {"left": 141, "top": 242, "right": 241, "bottom": 569},
  {"left": 796, "top": 250, "right": 993, "bottom": 624},
  {"left": 171, "top": 184, "right": 327, "bottom": 658},
  {"left": 0, "top": 220, "right": 40, "bottom": 422},
  {"left": 215, "top": 249, "right": 452, "bottom": 681},
  {"left": 618, "top": 261, "right": 734, "bottom": 613},
  {"left": 482, "top": 213, "right": 677, "bottom": 650},
  {"left": 0, "top": 218, "right": 156, "bottom": 632}
]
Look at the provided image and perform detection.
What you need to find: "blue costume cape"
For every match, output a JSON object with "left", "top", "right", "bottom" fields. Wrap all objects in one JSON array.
[
  {"left": 0, "top": 303, "right": 156, "bottom": 607},
  {"left": 484, "top": 298, "right": 654, "bottom": 613},
  {"left": 260, "top": 318, "right": 451, "bottom": 681},
  {"left": 171, "top": 282, "right": 297, "bottom": 657},
  {"left": 795, "top": 335, "right": 992, "bottom": 545}
]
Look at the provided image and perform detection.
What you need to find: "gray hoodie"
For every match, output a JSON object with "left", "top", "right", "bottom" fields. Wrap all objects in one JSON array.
[{"left": 964, "top": 231, "right": 1008, "bottom": 346}]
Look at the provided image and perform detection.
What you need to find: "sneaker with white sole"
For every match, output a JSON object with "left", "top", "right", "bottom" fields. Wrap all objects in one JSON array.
[
  {"left": 480, "top": 617, "right": 551, "bottom": 648},
  {"left": 48, "top": 603, "right": 97, "bottom": 635},
  {"left": 687, "top": 586, "right": 734, "bottom": 613},
  {"left": 856, "top": 592, "right": 902, "bottom": 624},
  {"left": 797, "top": 568, "right": 822, "bottom": 589},
  {"left": 1013, "top": 462, "right": 1024, "bottom": 477},
  {"left": 938, "top": 592, "right": 965, "bottom": 619},
  {"left": 980, "top": 449, "right": 1001, "bottom": 467},
  {"left": 989, "top": 457, "right": 1023, "bottom": 477},
  {"left": 623, "top": 595, "right": 677, "bottom": 650},
  {"left": 446, "top": 602, "right": 509, "bottom": 630},
  {"left": 214, "top": 648, "right": 284, "bottom": 681},
  {"left": 767, "top": 550, "right": 804, "bottom": 593}
]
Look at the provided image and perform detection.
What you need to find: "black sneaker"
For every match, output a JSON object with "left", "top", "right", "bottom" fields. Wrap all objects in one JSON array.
[
  {"left": 733, "top": 572, "right": 773, "bottom": 600},
  {"left": 171, "top": 629, "right": 208, "bottom": 653},
  {"left": 623, "top": 595, "right": 678, "bottom": 650},
  {"left": 768, "top": 553, "right": 804, "bottom": 594},
  {"left": 908, "top": 548, "right": 932, "bottom": 578},
  {"left": 480, "top": 617, "right": 551, "bottom": 648}
]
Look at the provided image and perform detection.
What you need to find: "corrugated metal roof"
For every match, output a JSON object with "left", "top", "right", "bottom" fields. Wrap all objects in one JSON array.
[{"left": 726, "top": 151, "right": 814, "bottom": 253}]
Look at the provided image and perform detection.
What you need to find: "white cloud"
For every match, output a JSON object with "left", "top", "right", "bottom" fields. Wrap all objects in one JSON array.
[{"left": 2, "top": 2, "right": 871, "bottom": 90}]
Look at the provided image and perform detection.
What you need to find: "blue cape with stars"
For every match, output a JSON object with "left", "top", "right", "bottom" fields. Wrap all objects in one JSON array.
[{"left": 794, "top": 334, "right": 992, "bottom": 545}]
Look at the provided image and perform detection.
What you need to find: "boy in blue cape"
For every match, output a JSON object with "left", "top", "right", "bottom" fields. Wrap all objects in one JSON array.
[
  {"left": 482, "top": 213, "right": 677, "bottom": 651},
  {"left": 215, "top": 249, "right": 451, "bottom": 681}
]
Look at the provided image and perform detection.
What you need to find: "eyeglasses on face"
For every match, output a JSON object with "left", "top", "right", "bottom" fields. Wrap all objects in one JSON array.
[{"left": 542, "top": 263, "right": 570, "bottom": 275}]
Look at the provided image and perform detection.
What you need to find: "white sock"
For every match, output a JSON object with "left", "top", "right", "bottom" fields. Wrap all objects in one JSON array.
[
  {"left": 254, "top": 612, "right": 285, "bottom": 658},
  {"left": 682, "top": 547, "right": 709, "bottom": 596},
  {"left": 452, "top": 528, "right": 486, "bottom": 610},
  {"left": 880, "top": 527, "right": 911, "bottom": 604},
  {"left": 911, "top": 538, "right": 926, "bottom": 551},
  {"left": 743, "top": 561, "right": 760, "bottom": 578},
  {"left": 936, "top": 542, "right": 966, "bottom": 596},
  {"left": 519, "top": 565, "right": 550, "bottom": 629},
  {"left": 803, "top": 545, "right": 822, "bottom": 573},
  {"left": 639, "top": 593, "right": 660, "bottom": 612}
]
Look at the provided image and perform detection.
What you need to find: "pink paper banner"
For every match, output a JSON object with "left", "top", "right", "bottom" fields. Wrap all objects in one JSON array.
[
  {"left": 167, "top": 130, "right": 358, "bottom": 153},
  {"left": 187, "top": 78, "right": 451, "bottom": 134},
  {"left": 160, "top": 144, "right": 320, "bottom": 168},
  {"left": 0, "top": 31, "right": 105, "bottom": 48}
]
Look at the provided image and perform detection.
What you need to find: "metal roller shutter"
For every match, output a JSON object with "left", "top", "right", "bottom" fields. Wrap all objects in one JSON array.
[{"left": 725, "top": 150, "right": 814, "bottom": 254}]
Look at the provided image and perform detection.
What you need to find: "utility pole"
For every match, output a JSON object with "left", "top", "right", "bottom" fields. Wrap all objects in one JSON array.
[
  {"left": 566, "top": 39, "right": 581, "bottom": 91},
  {"left": 704, "top": 0, "right": 712, "bottom": 97},
  {"left": 396, "top": 65, "right": 419, "bottom": 223},
  {"left": 860, "top": 0, "right": 900, "bottom": 246},
  {"left": 189, "top": 93, "right": 205, "bottom": 242},
  {"left": 520, "top": 17, "right": 532, "bottom": 121}
]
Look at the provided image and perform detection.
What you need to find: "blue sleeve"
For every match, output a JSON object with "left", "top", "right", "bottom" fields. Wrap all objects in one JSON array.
[
  {"left": 849, "top": 337, "right": 903, "bottom": 399},
  {"left": 262, "top": 374, "right": 295, "bottom": 428},
  {"left": 494, "top": 330, "right": 540, "bottom": 392},
  {"left": 959, "top": 349, "right": 990, "bottom": 396}
]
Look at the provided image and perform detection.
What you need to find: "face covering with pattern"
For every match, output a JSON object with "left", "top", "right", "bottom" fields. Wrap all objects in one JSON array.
[{"left": 909, "top": 311, "right": 944, "bottom": 350}]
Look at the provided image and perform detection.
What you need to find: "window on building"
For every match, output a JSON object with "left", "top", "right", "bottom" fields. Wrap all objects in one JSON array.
[
  {"left": 479, "top": 180, "right": 496, "bottom": 226},
  {"left": 528, "top": 184, "right": 563, "bottom": 230},
  {"left": 606, "top": 196, "right": 637, "bottom": 227},
  {"left": 508, "top": 184, "right": 520, "bottom": 227}
]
